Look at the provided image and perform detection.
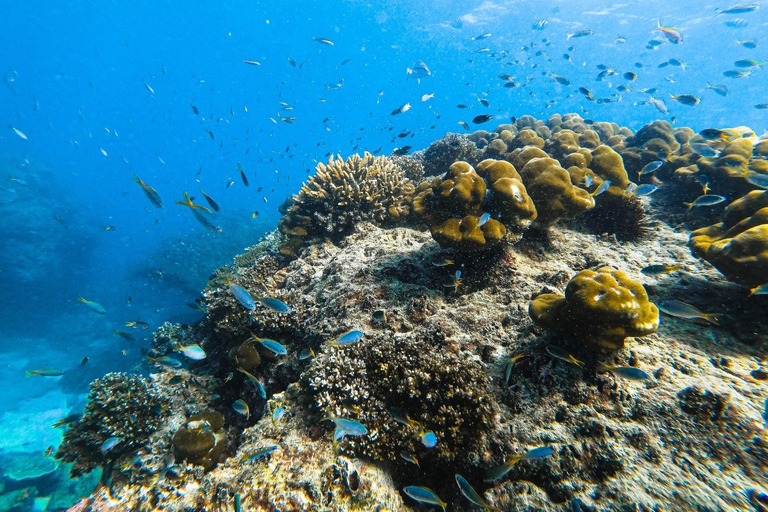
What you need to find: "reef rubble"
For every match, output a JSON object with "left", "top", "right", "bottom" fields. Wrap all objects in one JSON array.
[{"left": 62, "top": 116, "right": 768, "bottom": 512}]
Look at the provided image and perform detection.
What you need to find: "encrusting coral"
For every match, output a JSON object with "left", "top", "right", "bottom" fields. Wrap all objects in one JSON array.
[
  {"left": 529, "top": 266, "right": 660, "bottom": 350},
  {"left": 689, "top": 190, "right": 768, "bottom": 288},
  {"left": 55, "top": 373, "right": 169, "bottom": 478}
]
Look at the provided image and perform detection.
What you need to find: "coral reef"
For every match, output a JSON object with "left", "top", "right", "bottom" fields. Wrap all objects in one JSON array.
[
  {"left": 55, "top": 373, "right": 169, "bottom": 478},
  {"left": 305, "top": 334, "right": 499, "bottom": 462},
  {"left": 529, "top": 266, "right": 660, "bottom": 350},
  {"left": 690, "top": 190, "right": 768, "bottom": 287},
  {"left": 172, "top": 411, "right": 226, "bottom": 470},
  {"left": 412, "top": 159, "right": 536, "bottom": 249},
  {"left": 278, "top": 152, "right": 415, "bottom": 257},
  {"left": 418, "top": 133, "right": 482, "bottom": 176}
]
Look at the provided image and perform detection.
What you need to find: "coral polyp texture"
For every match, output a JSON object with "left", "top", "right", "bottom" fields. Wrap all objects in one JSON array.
[
  {"left": 529, "top": 266, "right": 660, "bottom": 350},
  {"left": 413, "top": 159, "right": 535, "bottom": 250},
  {"left": 690, "top": 190, "right": 768, "bottom": 288},
  {"left": 278, "top": 152, "right": 415, "bottom": 257},
  {"left": 55, "top": 373, "right": 169, "bottom": 477}
]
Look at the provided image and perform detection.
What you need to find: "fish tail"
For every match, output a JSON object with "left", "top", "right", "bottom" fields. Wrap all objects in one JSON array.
[
  {"left": 25, "top": 370, "right": 37, "bottom": 377},
  {"left": 705, "top": 313, "right": 722, "bottom": 325}
]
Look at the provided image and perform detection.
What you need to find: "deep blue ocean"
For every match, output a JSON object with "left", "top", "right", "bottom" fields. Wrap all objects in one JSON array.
[{"left": 1, "top": 0, "right": 766, "bottom": 509}]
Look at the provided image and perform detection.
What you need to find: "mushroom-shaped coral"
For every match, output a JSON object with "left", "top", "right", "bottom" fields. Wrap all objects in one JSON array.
[
  {"left": 689, "top": 190, "right": 768, "bottom": 288},
  {"left": 172, "top": 411, "right": 227, "bottom": 471},
  {"left": 55, "top": 373, "right": 169, "bottom": 477},
  {"left": 518, "top": 157, "right": 595, "bottom": 227},
  {"left": 412, "top": 159, "right": 536, "bottom": 250},
  {"left": 529, "top": 266, "right": 660, "bottom": 350},
  {"left": 277, "top": 152, "right": 415, "bottom": 257}
]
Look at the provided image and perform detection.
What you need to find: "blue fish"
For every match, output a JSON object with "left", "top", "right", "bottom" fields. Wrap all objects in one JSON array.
[
  {"left": 591, "top": 180, "right": 611, "bottom": 197},
  {"left": 634, "top": 184, "right": 659, "bottom": 196},
  {"left": 255, "top": 337, "right": 287, "bottom": 356},
  {"left": 259, "top": 297, "right": 292, "bottom": 313},
  {"left": 420, "top": 430, "right": 437, "bottom": 448},
  {"left": 639, "top": 160, "right": 664, "bottom": 176},
  {"left": 478, "top": 212, "right": 491, "bottom": 226},
  {"left": 101, "top": 437, "right": 124, "bottom": 454},
  {"left": 246, "top": 445, "right": 278, "bottom": 462},
  {"left": 333, "top": 330, "right": 364, "bottom": 345},
  {"left": 485, "top": 446, "right": 555, "bottom": 481},
  {"left": 323, "top": 416, "right": 367, "bottom": 440},
  {"left": 229, "top": 284, "right": 256, "bottom": 310},
  {"left": 455, "top": 474, "right": 501, "bottom": 511},
  {"left": 403, "top": 486, "right": 447, "bottom": 511}
]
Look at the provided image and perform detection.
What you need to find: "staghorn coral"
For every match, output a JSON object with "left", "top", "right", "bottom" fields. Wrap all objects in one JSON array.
[
  {"left": 305, "top": 334, "right": 499, "bottom": 463},
  {"left": 278, "top": 152, "right": 415, "bottom": 257},
  {"left": 689, "top": 190, "right": 768, "bottom": 288},
  {"left": 55, "top": 373, "right": 169, "bottom": 478},
  {"left": 529, "top": 266, "right": 660, "bottom": 350},
  {"left": 412, "top": 159, "right": 536, "bottom": 250}
]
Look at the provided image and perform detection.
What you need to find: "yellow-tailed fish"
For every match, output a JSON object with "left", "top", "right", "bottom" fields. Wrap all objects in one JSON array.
[
  {"left": 455, "top": 474, "right": 501, "bottom": 512},
  {"left": 546, "top": 346, "right": 584, "bottom": 367},
  {"left": 233, "top": 399, "right": 250, "bottom": 418},
  {"left": 133, "top": 175, "right": 163, "bottom": 208},
  {"left": 656, "top": 300, "right": 721, "bottom": 325},
  {"left": 403, "top": 486, "right": 447, "bottom": 512},
  {"left": 484, "top": 446, "right": 555, "bottom": 482},
  {"left": 77, "top": 296, "right": 106, "bottom": 314},
  {"left": 176, "top": 191, "right": 212, "bottom": 213}
]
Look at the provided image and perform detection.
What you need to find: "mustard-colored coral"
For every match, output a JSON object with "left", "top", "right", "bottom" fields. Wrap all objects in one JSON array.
[
  {"left": 518, "top": 157, "right": 595, "bottom": 227},
  {"left": 690, "top": 190, "right": 768, "bottom": 288},
  {"left": 413, "top": 159, "right": 536, "bottom": 250},
  {"left": 529, "top": 266, "right": 660, "bottom": 350}
]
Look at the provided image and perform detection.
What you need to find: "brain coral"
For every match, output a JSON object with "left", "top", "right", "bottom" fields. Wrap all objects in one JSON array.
[
  {"left": 278, "top": 152, "right": 415, "bottom": 256},
  {"left": 689, "top": 190, "right": 768, "bottom": 288},
  {"left": 529, "top": 266, "right": 660, "bottom": 350},
  {"left": 305, "top": 335, "right": 499, "bottom": 463},
  {"left": 55, "top": 373, "right": 169, "bottom": 477}
]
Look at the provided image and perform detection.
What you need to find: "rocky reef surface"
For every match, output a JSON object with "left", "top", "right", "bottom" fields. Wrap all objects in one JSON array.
[{"left": 61, "top": 115, "right": 768, "bottom": 512}]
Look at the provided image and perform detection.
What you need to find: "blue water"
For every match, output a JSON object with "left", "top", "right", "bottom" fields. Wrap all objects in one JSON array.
[{"left": 1, "top": 0, "right": 766, "bottom": 508}]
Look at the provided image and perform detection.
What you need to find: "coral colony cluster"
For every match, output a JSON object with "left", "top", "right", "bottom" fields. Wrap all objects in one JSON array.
[{"left": 60, "top": 114, "right": 768, "bottom": 512}]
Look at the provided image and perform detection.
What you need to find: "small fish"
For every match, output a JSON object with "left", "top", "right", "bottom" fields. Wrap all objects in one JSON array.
[
  {"left": 322, "top": 416, "right": 367, "bottom": 439},
  {"left": 299, "top": 348, "right": 315, "bottom": 360},
  {"left": 505, "top": 354, "right": 525, "bottom": 384},
  {"left": 472, "top": 32, "right": 491, "bottom": 41},
  {"left": 689, "top": 143, "right": 720, "bottom": 157},
  {"left": 77, "top": 296, "right": 106, "bottom": 314},
  {"left": 186, "top": 419, "right": 212, "bottom": 433},
  {"left": 473, "top": 47, "right": 490, "bottom": 54},
  {"left": 237, "top": 162, "right": 249, "bottom": 187},
  {"left": 431, "top": 257, "right": 454, "bottom": 267},
  {"left": 26, "top": 368, "right": 65, "bottom": 377},
  {"left": 656, "top": 299, "right": 721, "bottom": 325},
  {"left": 113, "top": 330, "right": 136, "bottom": 341},
  {"left": 623, "top": 72, "right": 637, "bottom": 81},
  {"left": 459, "top": 120, "right": 470, "bottom": 131},
  {"left": 312, "top": 36, "right": 334, "bottom": 45},
  {"left": 199, "top": 189, "right": 220, "bottom": 212},
  {"left": 656, "top": 24, "right": 682, "bottom": 44},
  {"left": 421, "top": 93, "right": 434, "bottom": 102},
  {"left": 178, "top": 344, "right": 206, "bottom": 360},
  {"left": 598, "top": 363, "right": 651, "bottom": 381},
  {"left": 485, "top": 446, "right": 555, "bottom": 481},
  {"left": 579, "top": 87, "right": 595, "bottom": 101},
  {"left": 9, "top": 125, "right": 28, "bottom": 139},
  {"left": 444, "top": 270, "right": 463, "bottom": 292},
  {"left": 668, "top": 58, "right": 687, "bottom": 69},
  {"left": 641, "top": 264, "right": 682, "bottom": 276},
  {"left": 671, "top": 94, "right": 700, "bottom": 106},
  {"left": 52, "top": 413, "right": 82, "bottom": 428},
  {"left": 533, "top": 19, "right": 548, "bottom": 30},
  {"left": 749, "top": 283, "right": 768, "bottom": 296},
  {"left": 698, "top": 128, "right": 729, "bottom": 141},
  {"left": 229, "top": 283, "right": 257, "bottom": 310},
  {"left": 647, "top": 97, "right": 668, "bottom": 114},
  {"left": 737, "top": 39, "right": 758, "bottom": 49},
  {"left": 696, "top": 175, "right": 711, "bottom": 194},
  {"left": 190, "top": 103, "right": 199, "bottom": 115},
  {"left": 478, "top": 213, "right": 491, "bottom": 226},
  {"left": 192, "top": 209, "right": 222, "bottom": 232},
  {"left": 706, "top": 82, "right": 729, "bottom": 96},
  {"left": 332, "top": 330, "right": 364, "bottom": 345},
  {"left": 639, "top": 160, "right": 664, "bottom": 176},
  {"left": 400, "top": 450, "right": 420, "bottom": 467},
  {"left": 546, "top": 346, "right": 584, "bottom": 367},
  {"left": 567, "top": 30, "right": 594, "bottom": 40},
  {"left": 591, "top": 180, "right": 611, "bottom": 197},
  {"left": 455, "top": 474, "right": 501, "bottom": 512},
  {"left": 246, "top": 445, "right": 278, "bottom": 462},
  {"left": 724, "top": 69, "right": 752, "bottom": 78},
  {"left": 237, "top": 368, "right": 267, "bottom": 398},
  {"left": 685, "top": 194, "right": 727, "bottom": 210},
  {"left": 233, "top": 399, "right": 250, "bottom": 418},
  {"left": 259, "top": 297, "right": 292, "bottom": 313},
  {"left": 403, "top": 486, "right": 447, "bottom": 511},
  {"left": 551, "top": 73, "right": 570, "bottom": 86},
  {"left": 133, "top": 175, "right": 163, "bottom": 208},
  {"left": 372, "top": 310, "right": 387, "bottom": 322},
  {"left": 235, "top": 494, "right": 241, "bottom": 512},
  {"left": 254, "top": 337, "right": 287, "bottom": 356},
  {"left": 734, "top": 59, "right": 766, "bottom": 68},
  {"left": 101, "top": 437, "right": 123, "bottom": 453},
  {"left": 472, "top": 114, "right": 494, "bottom": 124},
  {"left": 80, "top": 356, "right": 89, "bottom": 365},
  {"left": 719, "top": 3, "right": 759, "bottom": 14},
  {"left": 242, "top": 59, "right": 261, "bottom": 66},
  {"left": 634, "top": 184, "right": 659, "bottom": 196},
  {"left": 143, "top": 81, "right": 155, "bottom": 94},
  {"left": 272, "top": 407, "right": 288, "bottom": 424},
  {"left": 176, "top": 190, "right": 212, "bottom": 213},
  {"left": 755, "top": 104, "right": 768, "bottom": 109},
  {"left": 420, "top": 430, "right": 437, "bottom": 448},
  {"left": 286, "top": 57, "right": 297, "bottom": 67},
  {"left": 147, "top": 356, "right": 182, "bottom": 368},
  {"left": 725, "top": 18, "right": 748, "bottom": 28},
  {"left": 391, "top": 103, "right": 411, "bottom": 116}
]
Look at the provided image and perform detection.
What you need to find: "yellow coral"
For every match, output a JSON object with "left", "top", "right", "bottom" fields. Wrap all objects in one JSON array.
[
  {"left": 529, "top": 267, "right": 660, "bottom": 350},
  {"left": 518, "top": 157, "right": 595, "bottom": 226}
]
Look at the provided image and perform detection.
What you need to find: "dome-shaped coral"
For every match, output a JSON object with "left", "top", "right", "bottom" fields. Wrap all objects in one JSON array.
[
  {"left": 529, "top": 266, "right": 660, "bottom": 350},
  {"left": 518, "top": 157, "right": 595, "bottom": 227}
]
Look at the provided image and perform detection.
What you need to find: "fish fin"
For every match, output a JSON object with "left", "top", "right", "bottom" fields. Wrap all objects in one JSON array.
[{"left": 705, "top": 313, "right": 722, "bottom": 326}]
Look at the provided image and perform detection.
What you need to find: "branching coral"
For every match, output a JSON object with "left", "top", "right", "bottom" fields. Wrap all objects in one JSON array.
[
  {"left": 55, "top": 373, "right": 169, "bottom": 477},
  {"left": 529, "top": 266, "right": 660, "bottom": 350}
]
